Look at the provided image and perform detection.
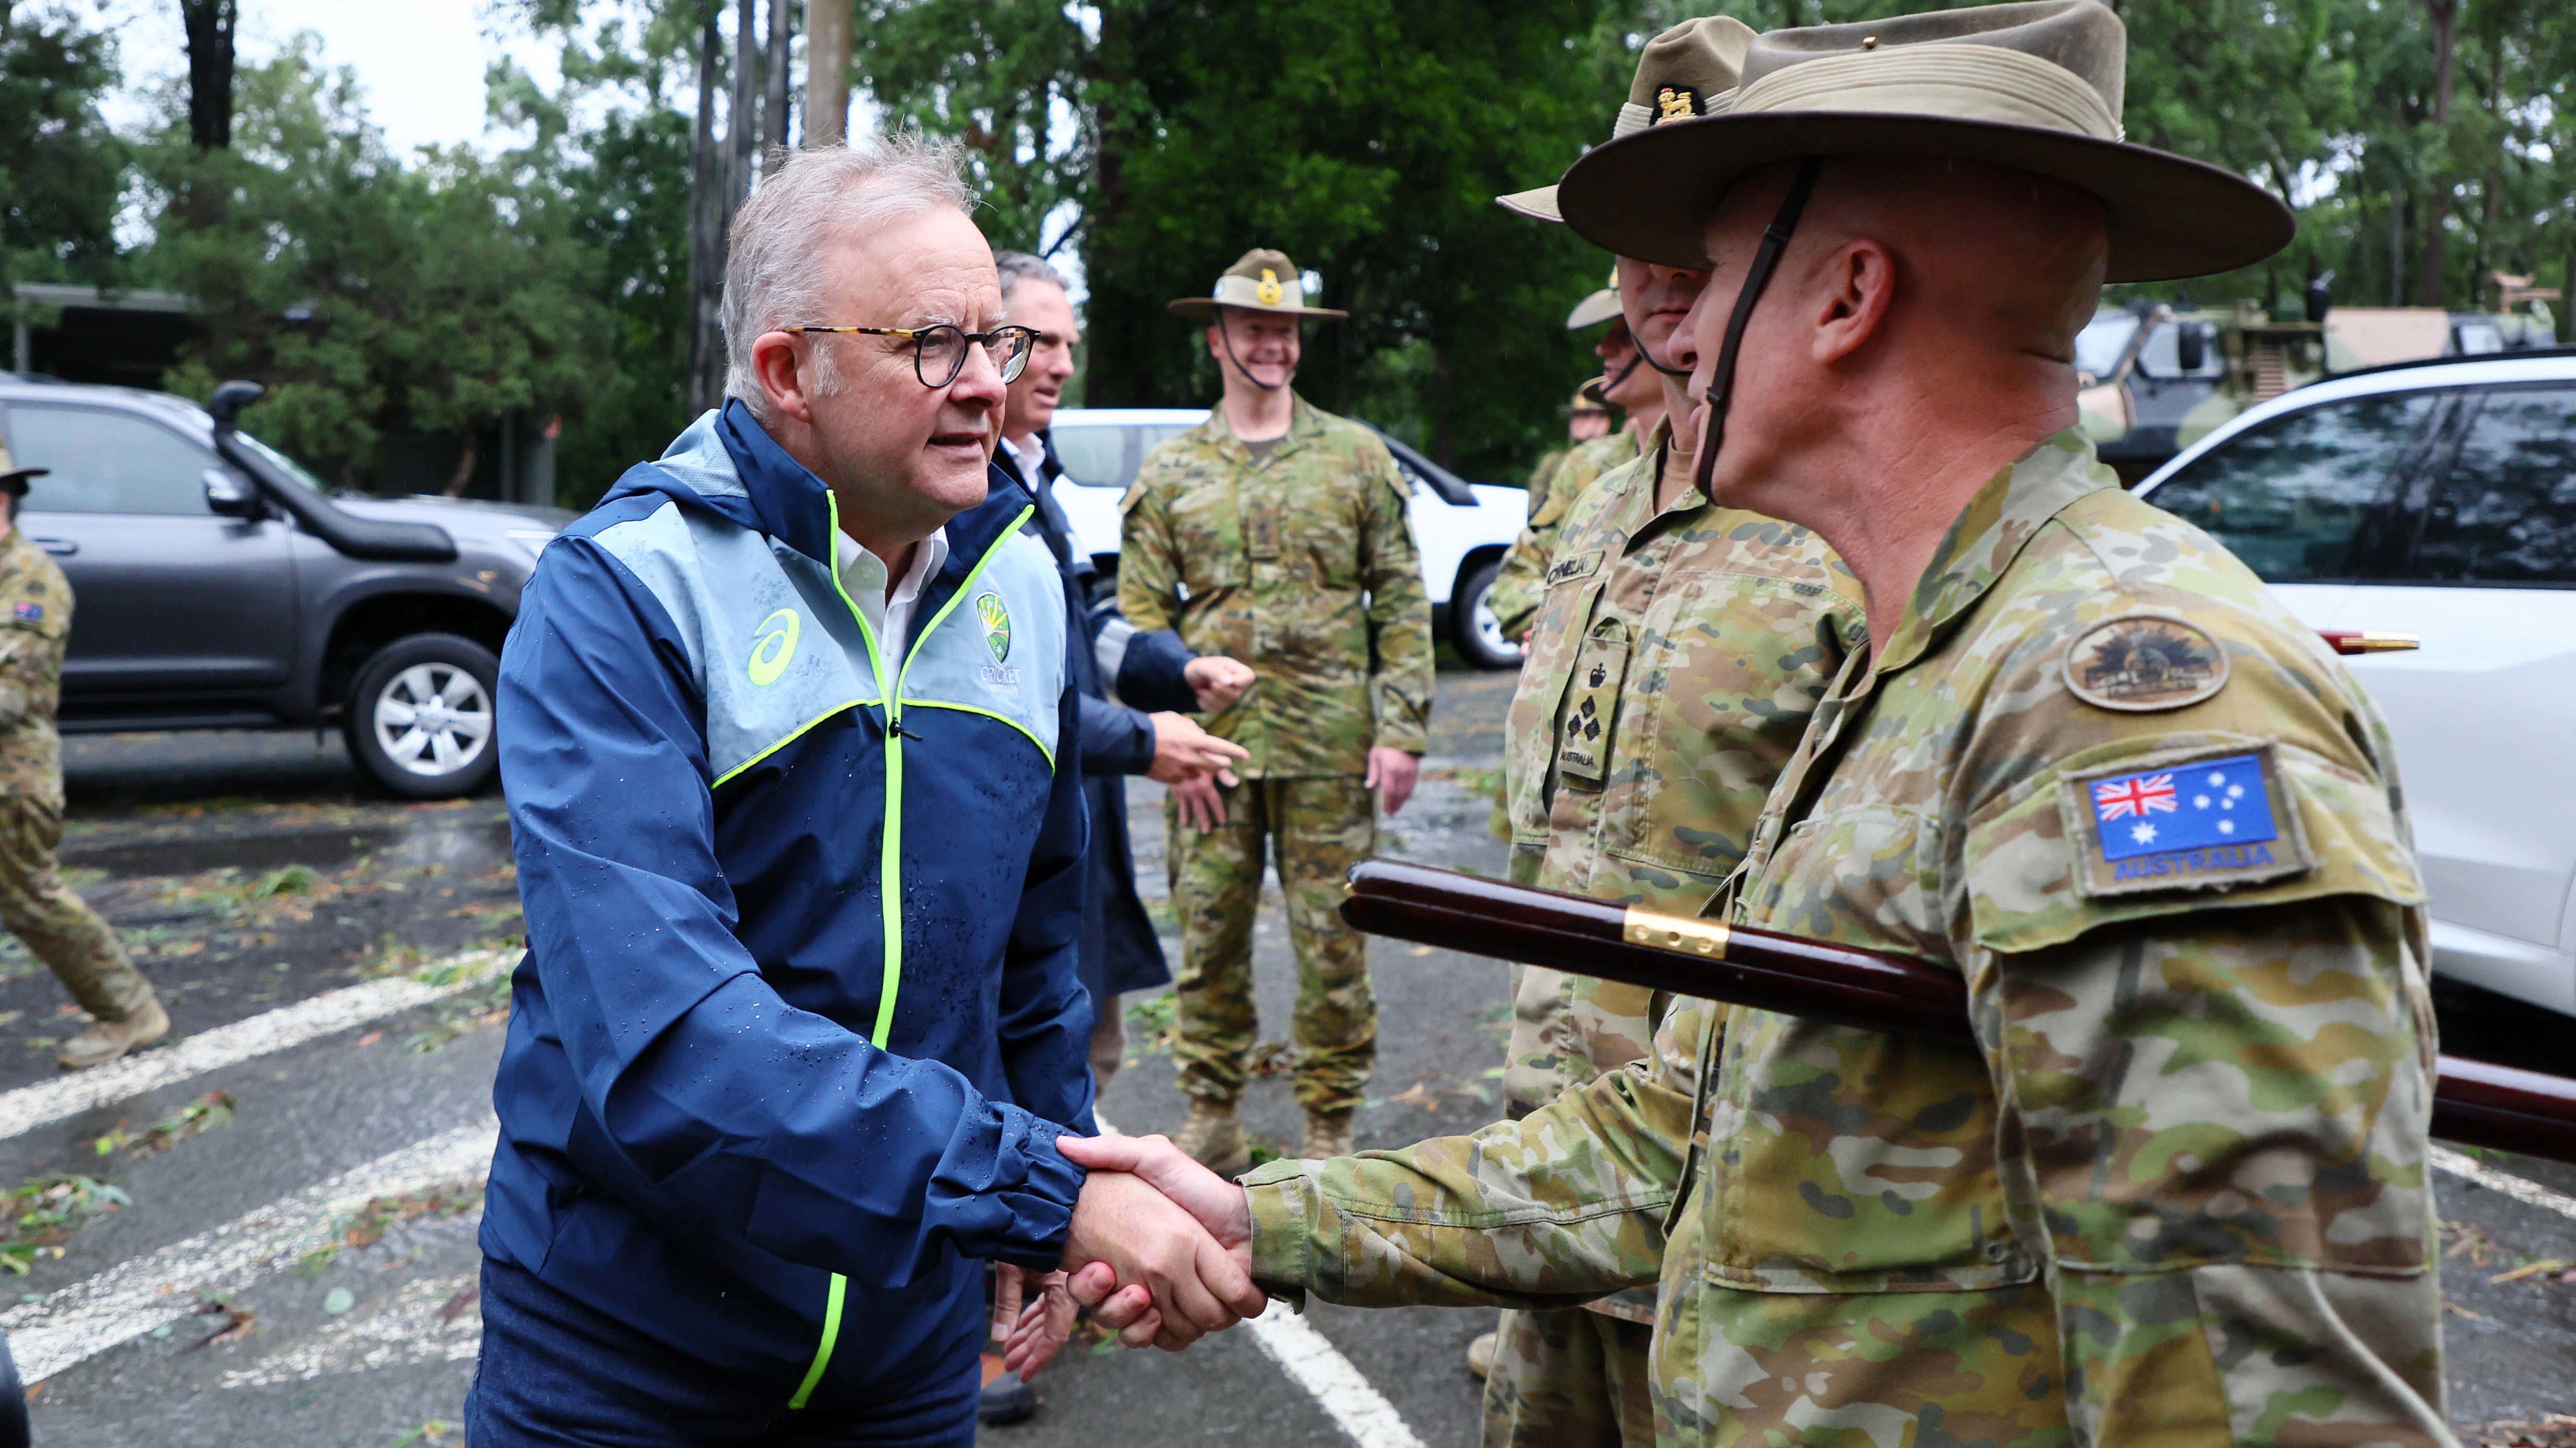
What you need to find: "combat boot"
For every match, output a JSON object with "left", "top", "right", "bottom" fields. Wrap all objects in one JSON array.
[
  {"left": 1175, "top": 1099, "right": 1250, "bottom": 1175},
  {"left": 58, "top": 996, "right": 170, "bottom": 1070},
  {"left": 1300, "top": 1107, "right": 1355, "bottom": 1159}
]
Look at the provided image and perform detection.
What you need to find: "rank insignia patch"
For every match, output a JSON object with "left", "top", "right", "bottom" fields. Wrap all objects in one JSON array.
[
  {"left": 11, "top": 602, "right": 40, "bottom": 622},
  {"left": 2061, "top": 746, "right": 2311, "bottom": 897},
  {"left": 2062, "top": 613, "right": 2228, "bottom": 712}
]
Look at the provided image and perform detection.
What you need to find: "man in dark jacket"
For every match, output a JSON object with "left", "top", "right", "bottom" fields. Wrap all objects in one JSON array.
[
  {"left": 470, "top": 140, "right": 1262, "bottom": 1447},
  {"left": 990, "top": 252, "right": 1252, "bottom": 1093}
]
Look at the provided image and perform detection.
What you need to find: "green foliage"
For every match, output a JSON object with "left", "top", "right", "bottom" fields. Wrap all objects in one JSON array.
[
  {"left": 855, "top": 0, "right": 1627, "bottom": 479},
  {"left": 0, "top": 2, "right": 127, "bottom": 306},
  {"left": 11, "top": 0, "right": 2576, "bottom": 496},
  {"left": 132, "top": 41, "right": 617, "bottom": 488}
]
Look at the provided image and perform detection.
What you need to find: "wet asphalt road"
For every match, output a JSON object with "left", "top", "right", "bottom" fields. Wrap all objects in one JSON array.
[{"left": 4, "top": 670, "right": 2570, "bottom": 1447}]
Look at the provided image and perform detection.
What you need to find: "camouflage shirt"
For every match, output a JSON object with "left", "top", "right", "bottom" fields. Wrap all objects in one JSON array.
[
  {"left": 0, "top": 531, "right": 70, "bottom": 808},
  {"left": 1499, "top": 433, "right": 1860, "bottom": 1323},
  {"left": 1246, "top": 435, "right": 2450, "bottom": 1446},
  {"left": 1487, "top": 428, "right": 1643, "bottom": 639},
  {"left": 1119, "top": 394, "right": 1434, "bottom": 777}
]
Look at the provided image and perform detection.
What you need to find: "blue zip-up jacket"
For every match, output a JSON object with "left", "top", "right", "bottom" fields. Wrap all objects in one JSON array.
[{"left": 482, "top": 400, "right": 1094, "bottom": 1413}]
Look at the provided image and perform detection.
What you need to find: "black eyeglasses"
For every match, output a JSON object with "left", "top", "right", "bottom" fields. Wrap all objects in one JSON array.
[{"left": 794, "top": 324, "right": 1039, "bottom": 387}]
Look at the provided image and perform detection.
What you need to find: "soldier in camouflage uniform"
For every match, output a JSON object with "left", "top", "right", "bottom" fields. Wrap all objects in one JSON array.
[
  {"left": 1473, "top": 19, "right": 1865, "bottom": 1447},
  {"left": 0, "top": 445, "right": 167, "bottom": 1069},
  {"left": 1120, "top": 249, "right": 1435, "bottom": 1169},
  {"left": 1079, "top": 5, "right": 2454, "bottom": 1443},
  {"left": 1485, "top": 275, "right": 1656, "bottom": 642}
]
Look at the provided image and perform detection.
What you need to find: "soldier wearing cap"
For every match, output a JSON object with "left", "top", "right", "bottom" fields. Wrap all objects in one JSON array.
[
  {"left": 1072, "top": 4, "right": 2454, "bottom": 1442},
  {"left": 1117, "top": 249, "right": 1435, "bottom": 1168},
  {"left": 1463, "top": 19, "right": 1863, "bottom": 1448},
  {"left": 1564, "top": 381, "right": 1613, "bottom": 447},
  {"left": 1483, "top": 275, "right": 1656, "bottom": 643},
  {"left": 0, "top": 444, "right": 167, "bottom": 1070}
]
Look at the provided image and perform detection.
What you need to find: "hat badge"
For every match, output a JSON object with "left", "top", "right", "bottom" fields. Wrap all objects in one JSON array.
[
  {"left": 1655, "top": 84, "right": 1700, "bottom": 123},
  {"left": 1256, "top": 269, "right": 1285, "bottom": 306}
]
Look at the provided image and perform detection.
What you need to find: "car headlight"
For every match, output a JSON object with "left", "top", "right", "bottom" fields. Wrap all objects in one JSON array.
[{"left": 504, "top": 528, "right": 559, "bottom": 566}]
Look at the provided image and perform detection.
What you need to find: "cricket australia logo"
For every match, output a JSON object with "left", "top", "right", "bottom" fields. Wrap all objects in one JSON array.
[
  {"left": 975, "top": 592, "right": 1020, "bottom": 689},
  {"left": 747, "top": 608, "right": 800, "bottom": 686}
]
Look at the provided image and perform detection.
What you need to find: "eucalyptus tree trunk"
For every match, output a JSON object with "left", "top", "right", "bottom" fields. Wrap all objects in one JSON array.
[
  {"left": 726, "top": 0, "right": 759, "bottom": 213},
  {"left": 762, "top": 0, "right": 793, "bottom": 158},
  {"left": 805, "top": 0, "right": 851, "bottom": 147},
  {"left": 179, "top": 0, "right": 236, "bottom": 151},
  {"left": 2414, "top": 0, "right": 2459, "bottom": 307},
  {"left": 686, "top": 16, "right": 728, "bottom": 414}
]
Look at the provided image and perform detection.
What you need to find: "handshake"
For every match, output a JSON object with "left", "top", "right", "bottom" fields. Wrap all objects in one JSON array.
[{"left": 994, "top": 1134, "right": 1265, "bottom": 1380}]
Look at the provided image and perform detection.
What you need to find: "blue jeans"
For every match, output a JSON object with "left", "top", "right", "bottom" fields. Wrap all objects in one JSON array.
[{"left": 465, "top": 1258, "right": 980, "bottom": 1446}]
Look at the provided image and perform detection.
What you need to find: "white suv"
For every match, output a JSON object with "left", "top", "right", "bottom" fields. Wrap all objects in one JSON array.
[
  {"left": 1041, "top": 409, "right": 1533, "bottom": 668},
  {"left": 2136, "top": 352, "right": 2576, "bottom": 1018}
]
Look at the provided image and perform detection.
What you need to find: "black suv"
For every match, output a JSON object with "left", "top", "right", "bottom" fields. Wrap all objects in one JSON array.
[{"left": 0, "top": 377, "right": 568, "bottom": 798}]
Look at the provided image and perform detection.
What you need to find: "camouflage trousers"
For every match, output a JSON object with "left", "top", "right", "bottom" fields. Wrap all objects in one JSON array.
[
  {"left": 1167, "top": 775, "right": 1376, "bottom": 1113},
  {"left": 0, "top": 796, "right": 153, "bottom": 1021},
  {"left": 1482, "top": 1307, "right": 1656, "bottom": 1448}
]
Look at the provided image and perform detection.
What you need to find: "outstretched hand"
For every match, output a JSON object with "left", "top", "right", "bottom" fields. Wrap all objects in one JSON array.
[
  {"left": 1056, "top": 1142, "right": 1266, "bottom": 1352},
  {"left": 1056, "top": 1134, "right": 1259, "bottom": 1349}
]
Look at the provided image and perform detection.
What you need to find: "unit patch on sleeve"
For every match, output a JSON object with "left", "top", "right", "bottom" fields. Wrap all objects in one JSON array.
[
  {"left": 2061, "top": 613, "right": 2228, "bottom": 712},
  {"left": 2059, "top": 745, "right": 2313, "bottom": 897}
]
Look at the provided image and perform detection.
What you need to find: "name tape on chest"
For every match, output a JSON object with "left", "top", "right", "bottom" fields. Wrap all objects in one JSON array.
[
  {"left": 2061, "top": 745, "right": 2311, "bottom": 897},
  {"left": 1544, "top": 550, "right": 1604, "bottom": 589}
]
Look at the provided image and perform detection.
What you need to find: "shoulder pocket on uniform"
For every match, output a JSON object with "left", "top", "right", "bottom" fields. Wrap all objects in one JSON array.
[{"left": 1964, "top": 735, "right": 2424, "bottom": 956}]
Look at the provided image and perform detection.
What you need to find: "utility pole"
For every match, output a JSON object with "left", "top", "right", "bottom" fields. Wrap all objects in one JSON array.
[{"left": 805, "top": 0, "right": 851, "bottom": 147}]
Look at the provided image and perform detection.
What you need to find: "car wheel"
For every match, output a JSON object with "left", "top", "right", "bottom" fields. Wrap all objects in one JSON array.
[
  {"left": 1449, "top": 559, "right": 1523, "bottom": 670},
  {"left": 345, "top": 633, "right": 501, "bottom": 800}
]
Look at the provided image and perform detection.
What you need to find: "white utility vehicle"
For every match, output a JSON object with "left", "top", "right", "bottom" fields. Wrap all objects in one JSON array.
[
  {"left": 1043, "top": 408, "right": 1532, "bottom": 669},
  {"left": 2136, "top": 351, "right": 2576, "bottom": 1018}
]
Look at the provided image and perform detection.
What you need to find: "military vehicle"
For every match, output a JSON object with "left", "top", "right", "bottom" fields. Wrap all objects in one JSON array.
[{"left": 2076, "top": 292, "right": 2558, "bottom": 484}]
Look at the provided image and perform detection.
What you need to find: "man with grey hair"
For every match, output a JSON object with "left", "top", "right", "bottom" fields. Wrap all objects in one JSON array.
[{"left": 470, "top": 138, "right": 1263, "bottom": 1444}]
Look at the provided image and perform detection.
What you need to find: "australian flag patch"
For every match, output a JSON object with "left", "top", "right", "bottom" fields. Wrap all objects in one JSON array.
[
  {"left": 11, "top": 602, "right": 39, "bottom": 622},
  {"left": 2064, "top": 747, "right": 2309, "bottom": 896}
]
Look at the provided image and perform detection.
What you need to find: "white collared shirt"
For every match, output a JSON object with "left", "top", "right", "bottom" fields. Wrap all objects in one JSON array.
[
  {"left": 835, "top": 526, "right": 950, "bottom": 653},
  {"left": 1002, "top": 433, "right": 1050, "bottom": 485}
]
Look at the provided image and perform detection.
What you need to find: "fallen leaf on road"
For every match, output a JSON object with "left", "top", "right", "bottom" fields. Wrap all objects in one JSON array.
[
  {"left": 355, "top": 1032, "right": 383, "bottom": 1047},
  {"left": 322, "top": 1287, "right": 355, "bottom": 1316},
  {"left": 2489, "top": 1257, "right": 2571, "bottom": 1285},
  {"left": 2443, "top": 1300, "right": 2487, "bottom": 1321},
  {"left": 436, "top": 1286, "right": 476, "bottom": 1322}
]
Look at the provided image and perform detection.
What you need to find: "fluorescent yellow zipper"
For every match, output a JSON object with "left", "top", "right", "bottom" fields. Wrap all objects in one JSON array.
[{"left": 785, "top": 500, "right": 1031, "bottom": 1410}]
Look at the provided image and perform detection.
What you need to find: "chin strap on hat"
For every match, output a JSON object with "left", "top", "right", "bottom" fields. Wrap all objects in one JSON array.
[
  {"left": 1216, "top": 314, "right": 1291, "bottom": 392},
  {"left": 1598, "top": 349, "right": 1647, "bottom": 399},
  {"left": 1692, "top": 156, "right": 1825, "bottom": 504}
]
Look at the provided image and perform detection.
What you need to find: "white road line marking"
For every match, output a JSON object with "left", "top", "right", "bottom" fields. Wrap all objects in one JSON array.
[
  {"left": 1, "top": 1118, "right": 498, "bottom": 1383},
  {"left": 0, "top": 949, "right": 512, "bottom": 1144},
  {"left": 2433, "top": 1144, "right": 2576, "bottom": 1222},
  {"left": 1245, "top": 1303, "right": 1430, "bottom": 1448},
  {"left": 218, "top": 1272, "right": 481, "bottom": 1390},
  {"left": 1092, "top": 1110, "right": 1427, "bottom": 1448}
]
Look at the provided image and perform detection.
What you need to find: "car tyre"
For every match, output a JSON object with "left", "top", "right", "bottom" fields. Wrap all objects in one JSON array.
[
  {"left": 1449, "top": 558, "right": 1523, "bottom": 671},
  {"left": 346, "top": 633, "right": 502, "bottom": 800}
]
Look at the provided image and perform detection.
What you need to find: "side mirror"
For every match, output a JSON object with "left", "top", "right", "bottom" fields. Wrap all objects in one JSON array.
[
  {"left": 203, "top": 467, "right": 260, "bottom": 518},
  {"left": 2175, "top": 324, "right": 2209, "bottom": 374},
  {"left": 207, "top": 379, "right": 267, "bottom": 438}
]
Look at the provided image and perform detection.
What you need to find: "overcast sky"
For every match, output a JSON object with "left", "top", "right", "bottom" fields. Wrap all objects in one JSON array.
[{"left": 103, "top": 0, "right": 560, "bottom": 156}]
